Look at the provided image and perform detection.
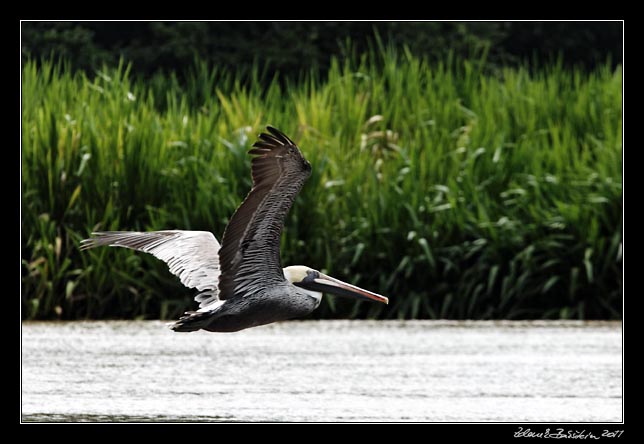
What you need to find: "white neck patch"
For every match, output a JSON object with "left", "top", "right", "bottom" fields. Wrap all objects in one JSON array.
[{"left": 300, "top": 288, "right": 323, "bottom": 307}]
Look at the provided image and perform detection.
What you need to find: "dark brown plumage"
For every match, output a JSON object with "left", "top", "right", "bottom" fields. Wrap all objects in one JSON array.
[{"left": 217, "top": 126, "right": 312, "bottom": 300}]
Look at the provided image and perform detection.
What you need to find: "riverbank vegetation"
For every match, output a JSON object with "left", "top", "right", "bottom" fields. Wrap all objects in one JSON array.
[{"left": 21, "top": 46, "right": 622, "bottom": 320}]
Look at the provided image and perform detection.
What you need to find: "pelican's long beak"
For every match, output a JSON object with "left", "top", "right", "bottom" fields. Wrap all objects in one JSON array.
[{"left": 298, "top": 273, "right": 389, "bottom": 304}]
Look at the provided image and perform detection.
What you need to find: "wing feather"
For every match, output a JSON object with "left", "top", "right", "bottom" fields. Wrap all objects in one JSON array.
[
  {"left": 217, "top": 126, "right": 311, "bottom": 299},
  {"left": 80, "top": 230, "right": 221, "bottom": 308}
]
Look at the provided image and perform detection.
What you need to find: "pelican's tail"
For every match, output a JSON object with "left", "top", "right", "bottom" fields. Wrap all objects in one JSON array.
[{"left": 168, "top": 310, "right": 216, "bottom": 333}]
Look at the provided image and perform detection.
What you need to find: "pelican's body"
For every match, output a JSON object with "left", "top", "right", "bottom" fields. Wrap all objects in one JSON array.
[
  {"left": 182, "top": 278, "right": 320, "bottom": 332},
  {"left": 81, "top": 127, "right": 388, "bottom": 332}
]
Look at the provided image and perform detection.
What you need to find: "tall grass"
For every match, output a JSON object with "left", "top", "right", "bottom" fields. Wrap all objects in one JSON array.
[{"left": 21, "top": 48, "right": 622, "bottom": 321}]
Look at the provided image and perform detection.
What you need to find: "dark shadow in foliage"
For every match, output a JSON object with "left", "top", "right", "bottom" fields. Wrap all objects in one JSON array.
[{"left": 21, "top": 21, "right": 622, "bottom": 81}]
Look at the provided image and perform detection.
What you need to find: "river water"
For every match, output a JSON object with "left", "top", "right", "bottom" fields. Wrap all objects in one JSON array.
[{"left": 21, "top": 320, "right": 622, "bottom": 422}]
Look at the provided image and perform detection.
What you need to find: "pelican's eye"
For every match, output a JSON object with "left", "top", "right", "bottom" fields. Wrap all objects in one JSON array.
[{"left": 303, "top": 270, "right": 320, "bottom": 282}]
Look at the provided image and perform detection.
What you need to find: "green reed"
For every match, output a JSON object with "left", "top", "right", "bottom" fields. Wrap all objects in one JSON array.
[{"left": 21, "top": 48, "right": 622, "bottom": 320}]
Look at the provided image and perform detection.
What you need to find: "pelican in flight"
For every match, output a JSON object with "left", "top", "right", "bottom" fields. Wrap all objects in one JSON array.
[{"left": 81, "top": 126, "right": 388, "bottom": 332}]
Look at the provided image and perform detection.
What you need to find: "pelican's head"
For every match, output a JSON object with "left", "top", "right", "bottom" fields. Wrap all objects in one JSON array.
[{"left": 283, "top": 265, "right": 389, "bottom": 307}]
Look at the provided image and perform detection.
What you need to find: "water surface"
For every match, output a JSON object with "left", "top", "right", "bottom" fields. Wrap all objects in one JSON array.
[{"left": 21, "top": 320, "right": 622, "bottom": 422}]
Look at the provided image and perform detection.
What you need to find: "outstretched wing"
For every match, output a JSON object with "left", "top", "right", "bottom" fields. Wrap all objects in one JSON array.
[
  {"left": 217, "top": 126, "right": 311, "bottom": 300},
  {"left": 80, "top": 230, "right": 221, "bottom": 309}
]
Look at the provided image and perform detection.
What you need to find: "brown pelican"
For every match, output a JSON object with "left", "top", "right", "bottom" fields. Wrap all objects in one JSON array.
[{"left": 81, "top": 126, "right": 388, "bottom": 332}]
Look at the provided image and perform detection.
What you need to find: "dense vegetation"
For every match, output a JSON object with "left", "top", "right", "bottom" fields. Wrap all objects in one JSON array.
[
  {"left": 21, "top": 47, "right": 622, "bottom": 321},
  {"left": 22, "top": 21, "right": 622, "bottom": 78}
]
